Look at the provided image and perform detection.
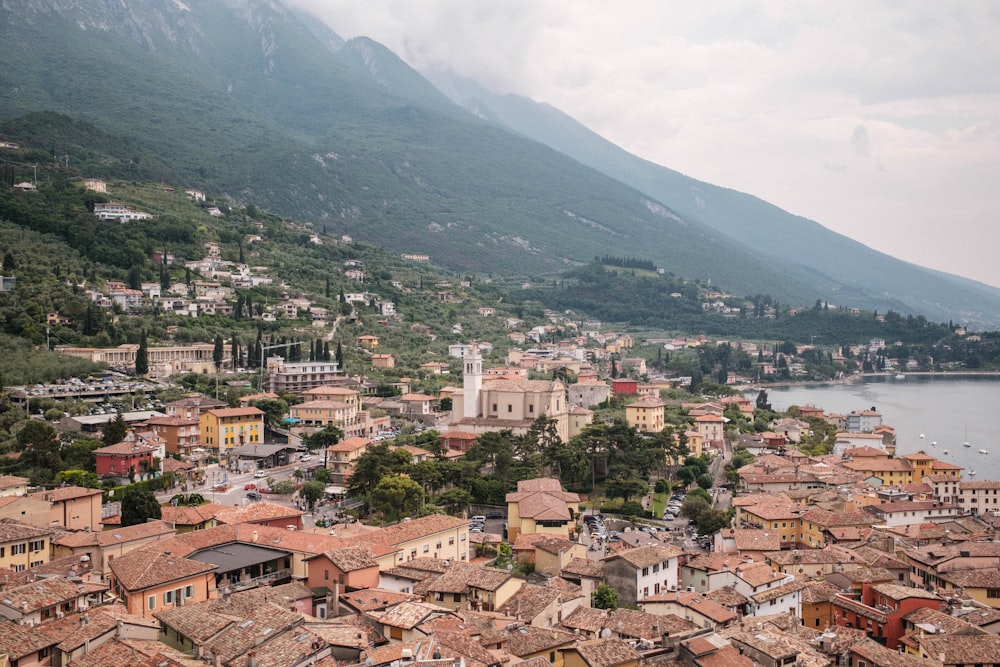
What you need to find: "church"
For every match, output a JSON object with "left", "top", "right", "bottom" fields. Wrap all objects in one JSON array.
[{"left": 448, "top": 345, "right": 573, "bottom": 442}]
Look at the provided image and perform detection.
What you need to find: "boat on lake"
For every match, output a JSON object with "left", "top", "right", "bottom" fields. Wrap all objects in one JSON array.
[{"left": 979, "top": 449, "right": 989, "bottom": 455}]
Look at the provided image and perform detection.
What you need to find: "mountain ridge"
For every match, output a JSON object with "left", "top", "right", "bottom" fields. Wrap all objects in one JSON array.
[{"left": 1, "top": 0, "right": 998, "bottom": 326}]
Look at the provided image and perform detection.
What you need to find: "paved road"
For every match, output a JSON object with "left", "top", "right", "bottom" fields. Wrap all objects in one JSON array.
[{"left": 158, "top": 460, "right": 310, "bottom": 509}]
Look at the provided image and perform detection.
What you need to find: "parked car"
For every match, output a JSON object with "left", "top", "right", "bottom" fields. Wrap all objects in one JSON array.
[
  {"left": 254, "top": 470, "right": 267, "bottom": 478},
  {"left": 486, "top": 511, "right": 504, "bottom": 519},
  {"left": 471, "top": 515, "right": 486, "bottom": 523},
  {"left": 246, "top": 491, "right": 261, "bottom": 501},
  {"left": 244, "top": 483, "right": 257, "bottom": 490},
  {"left": 259, "top": 487, "right": 273, "bottom": 494}
]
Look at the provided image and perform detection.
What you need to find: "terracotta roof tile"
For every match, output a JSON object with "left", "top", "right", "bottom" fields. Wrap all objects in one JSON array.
[
  {"left": 155, "top": 605, "right": 235, "bottom": 643},
  {"left": 109, "top": 549, "right": 216, "bottom": 591},
  {"left": 213, "top": 501, "right": 304, "bottom": 525},
  {"left": 607, "top": 545, "right": 681, "bottom": 569},
  {"left": 561, "top": 557, "right": 604, "bottom": 579},
  {"left": 571, "top": 638, "right": 641, "bottom": 667},
  {"left": 505, "top": 624, "right": 576, "bottom": 657},
  {"left": 202, "top": 603, "right": 303, "bottom": 664},
  {"left": 0, "top": 576, "right": 89, "bottom": 614},
  {"left": 0, "top": 618, "right": 59, "bottom": 659},
  {"left": 496, "top": 584, "right": 561, "bottom": 620}
]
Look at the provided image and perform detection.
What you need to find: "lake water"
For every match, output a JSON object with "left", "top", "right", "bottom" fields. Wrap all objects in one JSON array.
[{"left": 747, "top": 374, "right": 1000, "bottom": 482}]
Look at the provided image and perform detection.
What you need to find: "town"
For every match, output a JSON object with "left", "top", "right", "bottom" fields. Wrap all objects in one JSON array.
[{"left": 1, "top": 330, "right": 998, "bottom": 667}]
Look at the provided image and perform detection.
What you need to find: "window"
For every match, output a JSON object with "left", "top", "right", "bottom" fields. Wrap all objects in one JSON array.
[
  {"left": 436, "top": 541, "right": 442, "bottom": 549},
  {"left": 184, "top": 585, "right": 194, "bottom": 598},
  {"left": 148, "top": 595, "right": 156, "bottom": 610},
  {"left": 492, "top": 404, "right": 497, "bottom": 412},
  {"left": 529, "top": 405, "right": 534, "bottom": 413},
  {"left": 29, "top": 540, "right": 44, "bottom": 552},
  {"left": 30, "top": 560, "right": 43, "bottom": 568},
  {"left": 325, "top": 569, "right": 330, "bottom": 581},
  {"left": 507, "top": 404, "right": 512, "bottom": 413},
  {"left": 453, "top": 593, "right": 461, "bottom": 602},
  {"left": 12, "top": 564, "right": 24, "bottom": 572},
  {"left": 642, "top": 567, "right": 649, "bottom": 576},
  {"left": 11, "top": 543, "right": 26, "bottom": 555},
  {"left": 423, "top": 544, "right": 430, "bottom": 553},
  {"left": 549, "top": 652, "right": 556, "bottom": 663},
  {"left": 164, "top": 590, "right": 174, "bottom": 605},
  {"left": 449, "top": 537, "right": 455, "bottom": 545},
  {"left": 987, "top": 588, "right": 1000, "bottom": 599}
]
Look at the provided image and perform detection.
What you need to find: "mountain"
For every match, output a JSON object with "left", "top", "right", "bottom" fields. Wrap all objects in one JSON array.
[
  {"left": 1, "top": 0, "right": 998, "bottom": 326},
  {"left": 423, "top": 71, "right": 1000, "bottom": 327}
]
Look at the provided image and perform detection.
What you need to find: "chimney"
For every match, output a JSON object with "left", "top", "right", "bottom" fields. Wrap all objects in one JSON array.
[
  {"left": 252, "top": 530, "right": 259, "bottom": 543},
  {"left": 327, "top": 581, "right": 340, "bottom": 618}
]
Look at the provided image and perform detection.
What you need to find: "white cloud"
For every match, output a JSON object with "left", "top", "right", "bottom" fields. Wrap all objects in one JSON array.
[{"left": 288, "top": 0, "right": 1000, "bottom": 288}]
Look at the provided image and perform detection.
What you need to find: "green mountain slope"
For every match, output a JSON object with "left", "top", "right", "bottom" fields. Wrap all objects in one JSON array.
[
  {"left": 0, "top": 0, "right": 820, "bottom": 302},
  {"left": 1, "top": 0, "right": 997, "bottom": 327},
  {"left": 425, "top": 71, "right": 1000, "bottom": 328}
]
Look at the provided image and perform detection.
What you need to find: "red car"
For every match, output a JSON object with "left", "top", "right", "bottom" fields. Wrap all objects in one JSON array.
[
  {"left": 244, "top": 483, "right": 256, "bottom": 490},
  {"left": 259, "top": 487, "right": 273, "bottom": 494}
]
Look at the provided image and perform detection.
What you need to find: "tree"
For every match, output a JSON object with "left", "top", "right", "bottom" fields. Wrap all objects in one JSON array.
[
  {"left": 213, "top": 334, "right": 224, "bottom": 373},
  {"left": 135, "top": 329, "right": 148, "bottom": 377},
  {"left": 679, "top": 495, "right": 710, "bottom": 521},
  {"left": 102, "top": 411, "right": 128, "bottom": 446},
  {"left": 17, "top": 421, "right": 62, "bottom": 475},
  {"left": 120, "top": 486, "right": 162, "bottom": 526},
  {"left": 251, "top": 398, "right": 289, "bottom": 433},
  {"left": 371, "top": 475, "right": 424, "bottom": 522},
  {"left": 591, "top": 583, "right": 619, "bottom": 610},
  {"left": 300, "top": 481, "right": 325, "bottom": 510},
  {"left": 695, "top": 508, "right": 730, "bottom": 535},
  {"left": 605, "top": 476, "right": 649, "bottom": 502},
  {"left": 696, "top": 473, "right": 714, "bottom": 490},
  {"left": 304, "top": 425, "right": 343, "bottom": 453},
  {"left": 314, "top": 467, "right": 332, "bottom": 484},
  {"left": 434, "top": 488, "right": 473, "bottom": 516}
]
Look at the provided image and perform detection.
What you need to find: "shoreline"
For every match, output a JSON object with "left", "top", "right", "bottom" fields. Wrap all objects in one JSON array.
[{"left": 743, "top": 370, "right": 1000, "bottom": 391}]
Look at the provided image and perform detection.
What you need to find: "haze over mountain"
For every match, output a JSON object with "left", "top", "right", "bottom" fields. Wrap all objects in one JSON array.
[{"left": 1, "top": 0, "right": 998, "bottom": 327}]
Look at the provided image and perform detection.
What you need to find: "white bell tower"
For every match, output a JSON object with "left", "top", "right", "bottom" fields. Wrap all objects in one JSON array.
[{"left": 463, "top": 344, "right": 483, "bottom": 419}]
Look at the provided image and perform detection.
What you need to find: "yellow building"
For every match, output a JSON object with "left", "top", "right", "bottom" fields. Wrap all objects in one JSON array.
[
  {"left": 199, "top": 406, "right": 264, "bottom": 452},
  {"left": 626, "top": 397, "right": 665, "bottom": 433},
  {"left": 737, "top": 500, "right": 801, "bottom": 548},
  {"left": 842, "top": 458, "right": 914, "bottom": 485},
  {"left": 0, "top": 520, "right": 53, "bottom": 573},
  {"left": 506, "top": 478, "right": 580, "bottom": 543}
]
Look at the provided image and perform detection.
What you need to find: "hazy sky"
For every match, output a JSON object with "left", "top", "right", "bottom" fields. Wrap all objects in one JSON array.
[{"left": 290, "top": 1, "right": 1000, "bottom": 288}]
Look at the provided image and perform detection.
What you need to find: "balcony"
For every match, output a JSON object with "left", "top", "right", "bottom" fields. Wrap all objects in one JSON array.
[{"left": 228, "top": 568, "right": 292, "bottom": 592}]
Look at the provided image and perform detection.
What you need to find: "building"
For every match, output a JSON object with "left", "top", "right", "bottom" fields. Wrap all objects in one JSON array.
[
  {"left": 0, "top": 475, "right": 29, "bottom": 497},
  {"left": 625, "top": 397, "right": 665, "bottom": 433},
  {"left": 505, "top": 478, "right": 580, "bottom": 542},
  {"left": 144, "top": 415, "right": 200, "bottom": 455},
  {"left": 603, "top": 545, "right": 682, "bottom": 608},
  {"left": 0, "top": 519, "right": 55, "bottom": 573},
  {"left": 53, "top": 520, "right": 177, "bottom": 582},
  {"left": 832, "top": 582, "right": 942, "bottom": 649},
  {"left": 94, "top": 440, "right": 158, "bottom": 483},
  {"left": 325, "top": 437, "right": 372, "bottom": 487},
  {"left": 57, "top": 342, "right": 219, "bottom": 376},
  {"left": 451, "top": 345, "right": 571, "bottom": 441},
  {"left": 199, "top": 407, "right": 264, "bottom": 454},
  {"left": 27, "top": 486, "right": 104, "bottom": 532},
  {"left": 267, "top": 358, "right": 343, "bottom": 395},
  {"left": 108, "top": 549, "right": 218, "bottom": 619}
]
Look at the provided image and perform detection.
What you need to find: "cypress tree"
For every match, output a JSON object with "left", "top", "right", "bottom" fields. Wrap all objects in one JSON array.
[{"left": 135, "top": 330, "right": 149, "bottom": 376}]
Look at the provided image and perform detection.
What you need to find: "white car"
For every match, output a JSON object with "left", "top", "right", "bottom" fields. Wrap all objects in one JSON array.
[
  {"left": 300, "top": 455, "right": 312, "bottom": 462},
  {"left": 254, "top": 470, "right": 267, "bottom": 478}
]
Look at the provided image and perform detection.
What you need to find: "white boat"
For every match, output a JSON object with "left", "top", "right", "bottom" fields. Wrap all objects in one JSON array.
[
  {"left": 943, "top": 449, "right": 950, "bottom": 455},
  {"left": 895, "top": 373, "right": 906, "bottom": 379},
  {"left": 979, "top": 449, "right": 989, "bottom": 455},
  {"left": 931, "top": 441, "right": 937, "bottom": 446},
  {"left": 969, "top": 470, "right": 977, "bottom": 476},
  {"left": 963, "top": 441, "right": 971, "bottom": 447}
]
